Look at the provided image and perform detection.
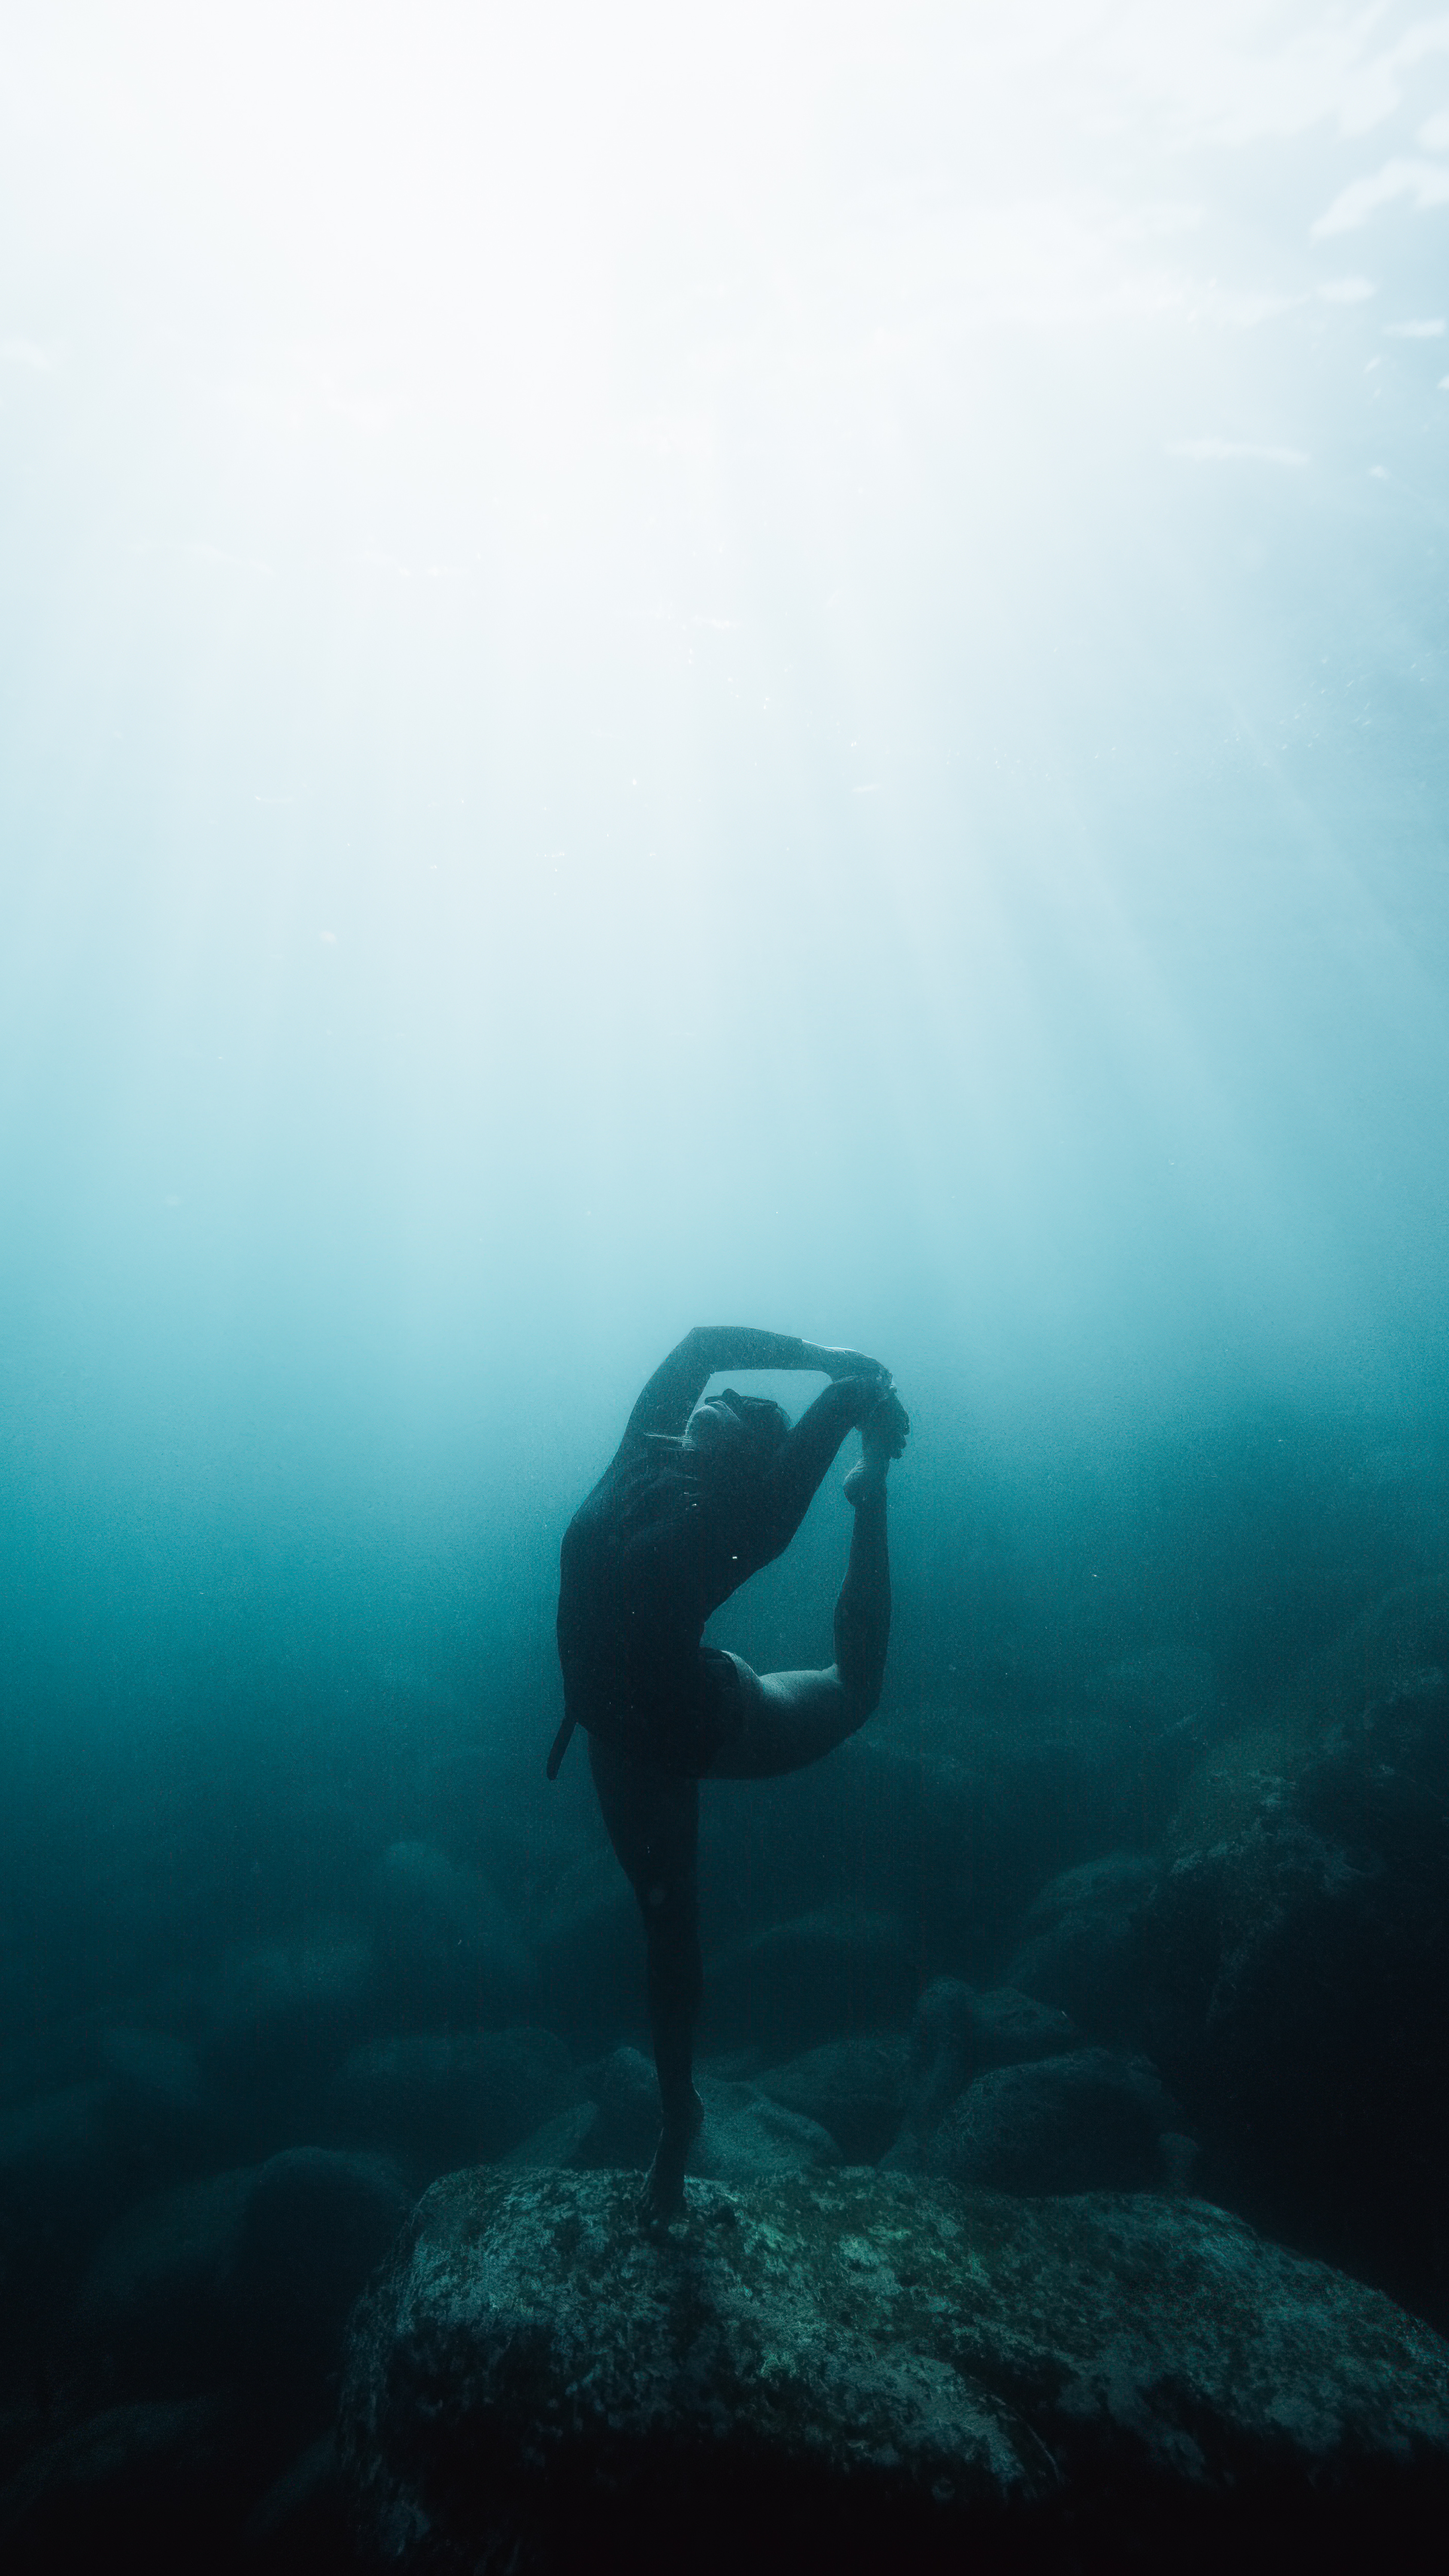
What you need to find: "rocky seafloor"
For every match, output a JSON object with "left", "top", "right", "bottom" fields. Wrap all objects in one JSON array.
[
  {"left": 340, "top": 2164, "right": 1449, "bottom": 2573},
  {"left": 4, "top": 1573, "right": 1449, "bottom": 2566}
]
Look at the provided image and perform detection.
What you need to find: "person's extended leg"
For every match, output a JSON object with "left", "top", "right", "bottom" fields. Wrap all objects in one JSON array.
[
  {"left": 710, "top": 1391, "right": 905, "bottom": 1780},
  {"left": 586, "top": 1731, "right": 703, "bottom": 2222}
]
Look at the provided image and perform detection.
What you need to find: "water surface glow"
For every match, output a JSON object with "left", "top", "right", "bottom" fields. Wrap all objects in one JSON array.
[{"left": 2, "top": 2, "right": 1447, "bottom": 1719}]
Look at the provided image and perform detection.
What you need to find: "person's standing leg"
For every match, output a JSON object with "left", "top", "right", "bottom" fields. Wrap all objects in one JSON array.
[{"left": 586, "top": 1732, "right": 703, "bottom": 2221}]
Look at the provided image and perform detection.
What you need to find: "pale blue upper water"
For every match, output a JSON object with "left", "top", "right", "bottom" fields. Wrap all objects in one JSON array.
[{"left": 1, "top": 3, "right": 1446, "bottom": 1874}]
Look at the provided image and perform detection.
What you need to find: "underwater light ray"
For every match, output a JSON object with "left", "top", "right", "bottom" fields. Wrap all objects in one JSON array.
[{"left": 0, "top": 0, "right": 1446, "bottom": 1416}]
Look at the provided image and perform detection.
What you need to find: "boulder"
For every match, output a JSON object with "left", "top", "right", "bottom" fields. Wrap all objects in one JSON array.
[
  {"left": 921, "top": 2048, "right": 1176, "bottom": 2196},
  {"left": 1146, "top": 1589, "right": 1449, "bottom": 2325},
  {"left": 222, "top": 2148, "right": 411, "bottom": 2405},
  {"left": 340, "top": 2166, "right": 1449, "bottom": 2573},
  {"left": 691, "top": 2082, "right": 841, "bottom": 2183},
  {"left": 1004, "top": 1852, "right": 1159, "bottom": 2044},
  {"left": 499, "top": 2102, "right": 601, "bottom": 2172},
  {"left": 579, "top": 2041, "right": 659, "bottom": 2167},
  {"left": 333, "top": 2028, "right": 581, "bottom": 2175},
  {"left": 1147, "top": 1803, "right": 1449, "bottom": 2318},
  {"left": 908, "top": 1979, "right": 1077, "bottom": 2129},
  {"left": 580, "top": 2046, "right": 841, "bottom": 2184},
  {"left": 78, "top": 2149, "right": 409, "bottom": 2411},
  {"left": 757, "top": 2035, "right": 909, "bottom": 2164},
  {"left": 1297, "top": 1639, "right": 1449, "bottom": 1869},
  {"left": 967, "top": 1983, "right": 1079, "bottom": 2066},
  {"left": 0, "top": 2398, "right": 234, "bottom": 2573}
]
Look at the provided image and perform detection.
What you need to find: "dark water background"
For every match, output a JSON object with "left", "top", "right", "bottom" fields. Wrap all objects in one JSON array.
[{"left": 3, "top": 2, "right": 1448, "bottom": 2560}]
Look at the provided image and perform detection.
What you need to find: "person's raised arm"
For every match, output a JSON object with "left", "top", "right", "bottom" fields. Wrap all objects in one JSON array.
[
  {"left": 798, "top": 1339, "right": 894, "bottom": 1389},
  {"left": 622, "top": 1326, "right": 890, "bottom": 1448},
  {"left": 756, "top": 1377, "right": 905, "bottom": 1557}
]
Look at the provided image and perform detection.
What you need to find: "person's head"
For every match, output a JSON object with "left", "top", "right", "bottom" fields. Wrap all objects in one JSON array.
[{"left": 681, "top": 1387, "right": 789, "bottom": 1476}]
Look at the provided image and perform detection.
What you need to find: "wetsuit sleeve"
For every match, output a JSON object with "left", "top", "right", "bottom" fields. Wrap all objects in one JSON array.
[
  {"left": 753, "top": 1376, "right": 878, "bottom": 1557},
  {"left": 620, "top": 1325, "right": 821, "bottom": 1447}
]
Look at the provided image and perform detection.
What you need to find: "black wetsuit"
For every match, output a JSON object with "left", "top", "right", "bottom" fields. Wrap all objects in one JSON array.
[{"left": 556, "top": 1356, "right": 877, "bottom": 1776}]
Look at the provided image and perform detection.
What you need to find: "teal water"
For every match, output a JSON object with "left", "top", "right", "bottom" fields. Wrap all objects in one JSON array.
[
  {"left": 1, "top": 6, "right": 1447, "bottom": 2513},
  {"left": 5, "top": 7, "right": 1446, "bottom": 1735}
]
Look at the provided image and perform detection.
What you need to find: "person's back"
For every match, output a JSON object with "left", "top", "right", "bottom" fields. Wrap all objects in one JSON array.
[
  {"left": 557, "top": 1444, "right": 711, "bottom": 1764},
  {"left": 559, "top": 1391, "right": 822, "bottom": 1764}
]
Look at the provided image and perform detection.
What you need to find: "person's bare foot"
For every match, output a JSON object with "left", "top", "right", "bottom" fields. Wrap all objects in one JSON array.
[
  {"left": 638, "top": 2086, "right": 705, "bottom": 2227},
  {"left": 844, "top": 1390, "right": 909, "bottom": 1504}
]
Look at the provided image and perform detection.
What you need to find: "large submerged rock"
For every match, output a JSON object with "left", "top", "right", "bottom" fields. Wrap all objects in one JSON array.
[
  {"left": 340, "top": 2166, "right": 1449, "bottom": 2572},
  {"left": 1146, "top": 1577, "right": 1449, "bottom": 2321}
]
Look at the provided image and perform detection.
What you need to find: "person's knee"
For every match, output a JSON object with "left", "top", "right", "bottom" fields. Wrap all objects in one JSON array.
[{"left": 636, "top": 1868, "right": 699, "bottom": 1959}]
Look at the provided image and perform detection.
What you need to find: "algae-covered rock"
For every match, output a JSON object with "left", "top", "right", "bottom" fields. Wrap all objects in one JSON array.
[
  {"left": 340, "top": 2166, "right": 1449, "bottom": 2573},
  {"left": 900, "top": 1979, "right": 1079, "bottom": 2153},
  {"left": 1146, "top": 1595, "right": 1449, "bottom": 2324}
]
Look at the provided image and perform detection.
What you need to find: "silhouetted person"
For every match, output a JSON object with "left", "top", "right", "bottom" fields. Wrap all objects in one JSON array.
[{"left": 551, "top": 1325, "right": 909, "bottom": 2221}]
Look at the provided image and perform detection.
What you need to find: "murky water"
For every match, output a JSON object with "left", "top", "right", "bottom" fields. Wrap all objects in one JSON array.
[{"left": 2, "top": 5, "right": 1447, "bottom": 2559}]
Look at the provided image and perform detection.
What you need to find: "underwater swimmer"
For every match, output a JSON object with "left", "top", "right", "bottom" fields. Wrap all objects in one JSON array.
[{"left": 552, "top": 1325, "right": 909, "bottom": 2224}]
